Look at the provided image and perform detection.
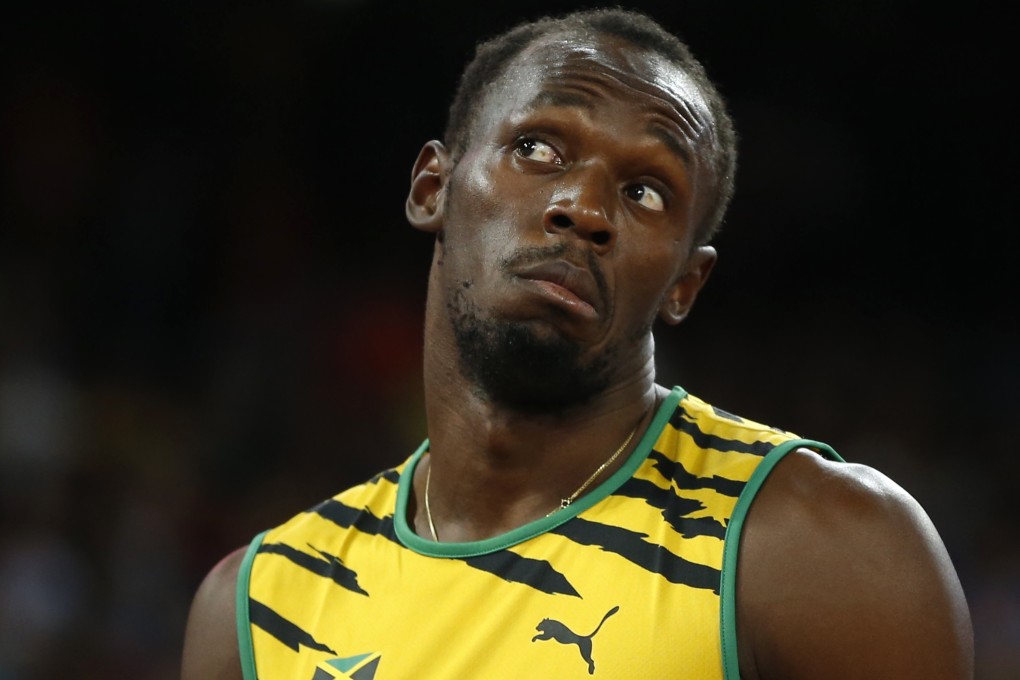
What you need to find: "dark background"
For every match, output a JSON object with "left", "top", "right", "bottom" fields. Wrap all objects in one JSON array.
[{"left": 1, "top": 1, "right": 1015, "bottom": 677}]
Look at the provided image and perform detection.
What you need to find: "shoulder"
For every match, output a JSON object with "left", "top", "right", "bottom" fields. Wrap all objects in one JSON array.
[
  {"left": 736, "top": 448, "right": 974, "bottom": 680},
  {"left": 181, "top": 545, "right": 249, "bottom": 680}
]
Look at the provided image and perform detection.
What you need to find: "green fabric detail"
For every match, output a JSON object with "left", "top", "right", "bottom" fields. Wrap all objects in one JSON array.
[
  {"left": 719, "top": 439, "right": 844, "bottom": 680},
  {"left": 393, "top": 387, "right": 686, "bottom": 558},
  {"left": 328, "top": 652, "right": 373, "bottom": 672},
  {"left": 237, "top": 530, "right": 268, "bottom": 680}
]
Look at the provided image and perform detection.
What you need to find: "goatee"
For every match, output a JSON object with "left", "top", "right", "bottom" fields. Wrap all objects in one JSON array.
[{"left": 447, "top": 286, "right": 615, "bottom": 412}]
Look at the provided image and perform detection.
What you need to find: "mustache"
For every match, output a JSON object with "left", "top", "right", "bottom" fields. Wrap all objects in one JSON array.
[{"left": 500, "top": 243, "right": 609, "bottom": 307}]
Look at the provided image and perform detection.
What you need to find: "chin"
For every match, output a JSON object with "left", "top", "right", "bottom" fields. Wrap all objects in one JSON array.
[{"left": 452, "top": 311, "right": 614, "bottom": 412}]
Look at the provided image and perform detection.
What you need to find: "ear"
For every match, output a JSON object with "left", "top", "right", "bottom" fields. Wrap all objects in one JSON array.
[
  {"left": 406, "top": 140, "right": 451, "bottom": 233},
  {"left": 658, "top": 246, "right": 717, "bottom": 325}
]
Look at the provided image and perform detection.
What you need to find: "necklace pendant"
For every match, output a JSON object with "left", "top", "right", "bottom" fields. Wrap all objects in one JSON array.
[{"left": 559, "top": 498, "right": 571, "bottom": 509}]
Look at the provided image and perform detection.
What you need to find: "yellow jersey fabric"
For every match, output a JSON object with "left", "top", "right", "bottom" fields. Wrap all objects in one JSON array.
[{"left": 237, "top": 386, "right": 842, "bottom": 679}]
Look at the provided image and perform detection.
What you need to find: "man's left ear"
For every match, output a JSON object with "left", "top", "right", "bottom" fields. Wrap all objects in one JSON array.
[{"left": 658, "top": 246, "right": 718, "bottom": 325}]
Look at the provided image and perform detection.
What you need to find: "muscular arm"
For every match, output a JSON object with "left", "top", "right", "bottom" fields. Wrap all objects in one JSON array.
[
  {"left": 736, "top": 449, "right": 974, "bottom": 679},
  {"left": 181, "top": 546, "right": 247, "bottom": 680}
]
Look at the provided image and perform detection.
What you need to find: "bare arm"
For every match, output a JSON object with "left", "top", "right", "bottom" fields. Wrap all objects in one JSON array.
[
  {"left": 181, "top": 546, "right": 248, "bottom": 680},
  {"left": 737, "top": 449, "right": 974, "bottom": 679}
]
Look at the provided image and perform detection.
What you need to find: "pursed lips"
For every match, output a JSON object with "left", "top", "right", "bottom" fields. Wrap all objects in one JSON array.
[{"left": 515, "top": 260, "right": 603, "bottom": 318}]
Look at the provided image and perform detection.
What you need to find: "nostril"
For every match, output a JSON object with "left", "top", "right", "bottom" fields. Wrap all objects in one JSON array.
[
  {"left": 549, "top": 214, "right": 573, "bottom": 229},
  {"left": 546, "top": 211, "right": 612, "bottom": 247}
]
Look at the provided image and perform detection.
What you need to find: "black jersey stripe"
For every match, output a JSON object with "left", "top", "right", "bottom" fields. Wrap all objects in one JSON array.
[
  {"left": 249, "top": 598, "right": 337, "bottom": 655},
  {"left": 312, "top": 499, "right": 397, "bottom": 540},
  {"left": 709, "top": 405, "right": 744, "bottom": 422},
  {"left": 465, "top": 550, "right": 580, "bottom": 597},
  {"left": 667, "top": 408, "right": 778, "bottom": 458},
  {"left": 615, "top": 475, "right": 705, "bottom": 515},
  {"left": 313, "top": 497, "right": 578, "bottom": 594},
  {"left": 375, "top": 468, "right": 401, "bottom": 485},
  {"left": 666, "top": 509, "right": 726, "bottom": 540},
  {"left": 258, "top": 541, "right": 368, "bottom": 596},
  {"left": 552, "top": 517, "right": 721, "bottom": 593},
  {"left": 614, "top": 477, "right": 728, "bottom": 540},
  {"left": 303, "top": 470, "right": 400, "bottom": 514},
  {"left": 646, "top": 450, "right": 748, "bottom": 498}
]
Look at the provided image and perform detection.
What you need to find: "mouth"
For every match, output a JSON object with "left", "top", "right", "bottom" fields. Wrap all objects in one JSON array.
[{"left": 515, "top": 260, "right": 602, "bottom": 320}]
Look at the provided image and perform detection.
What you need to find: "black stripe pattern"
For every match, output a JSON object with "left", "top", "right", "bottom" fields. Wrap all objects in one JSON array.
[
  {"left": 259, "top": 542, "right": 368, "bottom": 596},
  {"left": 669, "top": 405, "right": 779, "bottom": 458},
  {"left": 249, "top": 598, "right": 336, "bottom": 655},
  {"left": 465, "top": 551, "right": 581, "bottom": 597},
  {"left": 614, "top": 475, "right": 728, "bottom": 540},
  {"left": 311, "top": 497, "right": 581, "bottom": 597},
  {"left": 552, "top": 517, "right": 722, "bottom": 594}
]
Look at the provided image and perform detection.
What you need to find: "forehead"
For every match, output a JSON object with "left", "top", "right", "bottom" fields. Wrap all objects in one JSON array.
[{"left": 474, "top": 32, "right": 716, "bottom": 155}]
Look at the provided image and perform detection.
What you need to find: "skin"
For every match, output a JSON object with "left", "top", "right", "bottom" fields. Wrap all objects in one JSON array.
[{"left": 181, "top": 32, "right": 973, "bottom": 680}]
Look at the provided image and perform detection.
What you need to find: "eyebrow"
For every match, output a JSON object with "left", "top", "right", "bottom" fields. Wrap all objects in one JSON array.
[
  {"left": 647, "top": 124, "right": 692, "bottom": 164},
  {"left": 523, "top": 87, "right": 694, "bottom": 165}
]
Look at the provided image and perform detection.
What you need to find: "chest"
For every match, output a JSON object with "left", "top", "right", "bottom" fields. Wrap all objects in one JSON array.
[{"left": 249, "top": 514, "right": 726, "bottom": 679}]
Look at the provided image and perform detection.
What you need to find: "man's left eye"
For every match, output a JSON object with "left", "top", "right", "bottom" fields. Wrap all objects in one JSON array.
[{"left": 625, "top": 184, "right": 665, "bottom": 212}]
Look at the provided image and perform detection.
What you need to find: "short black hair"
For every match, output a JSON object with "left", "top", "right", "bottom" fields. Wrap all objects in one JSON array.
[{"left": 442, "top": 7, "right": 738, "bottom": 246}]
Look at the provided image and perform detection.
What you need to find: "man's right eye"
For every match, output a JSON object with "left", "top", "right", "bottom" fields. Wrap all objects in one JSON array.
[{"left": 514, "top": 138, "right": 562, "bottom": 165}]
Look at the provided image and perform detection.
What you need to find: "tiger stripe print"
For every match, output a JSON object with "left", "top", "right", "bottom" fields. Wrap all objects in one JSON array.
[{"left": 239, "top": 387, "right": 841, "bottom": 679}]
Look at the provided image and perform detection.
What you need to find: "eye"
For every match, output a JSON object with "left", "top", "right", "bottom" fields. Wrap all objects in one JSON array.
[
  {"left": 514, "top": 138, "right": 562, "bottom": 165},
  {"left": 624, "top": 183, "right": 666, "bottom": 212}
]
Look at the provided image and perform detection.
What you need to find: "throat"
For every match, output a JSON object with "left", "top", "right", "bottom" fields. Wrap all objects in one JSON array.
[{"left": 414, "top": 399, "right": 655, "bottom": 544}]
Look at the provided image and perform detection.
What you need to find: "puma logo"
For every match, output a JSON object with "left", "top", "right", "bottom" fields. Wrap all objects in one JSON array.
[{"left": 531, "top": 605, "right": 620, "bottom": 675}]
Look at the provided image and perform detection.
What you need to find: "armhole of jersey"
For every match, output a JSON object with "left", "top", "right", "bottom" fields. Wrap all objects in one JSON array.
[
  {"left": 719, "top": 439, "right": 844, "bottom": 680},
  {"left": 237, "top": 530, "right": 268, "bottom": 680}
]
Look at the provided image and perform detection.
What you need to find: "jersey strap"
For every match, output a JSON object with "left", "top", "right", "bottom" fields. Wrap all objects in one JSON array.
[{"left": 719, "top": 439, "right": 845, "bottom": 679}]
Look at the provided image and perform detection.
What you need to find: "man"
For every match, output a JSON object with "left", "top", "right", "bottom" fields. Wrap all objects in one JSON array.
[{"left": 181, "top": 8, "right": 973, "bottom": 679}]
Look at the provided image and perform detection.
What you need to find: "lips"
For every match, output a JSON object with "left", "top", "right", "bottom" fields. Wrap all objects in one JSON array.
[{"left": 515, "top": 260, "right": 603, "bottom": 318}]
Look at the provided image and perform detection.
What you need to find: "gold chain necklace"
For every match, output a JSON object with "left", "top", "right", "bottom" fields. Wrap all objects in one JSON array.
[
  {"left": 547, "top": 422, "right": 639, "bottom": 516},
  {"left": 424, "top": 460, "right": 439, "bottom": 541},
  {"left": 422, "top": 420, "right": 641, "bottom": 542}
]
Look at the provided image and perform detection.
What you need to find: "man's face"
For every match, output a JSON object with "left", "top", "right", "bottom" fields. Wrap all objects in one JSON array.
[{"left": 432, "top": 33, "right": 717, "bottom": 409}]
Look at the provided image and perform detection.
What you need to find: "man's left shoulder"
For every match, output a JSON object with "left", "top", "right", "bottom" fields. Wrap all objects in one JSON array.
[
  {"left": 749, "top": 448, "right": 963, "bottom": 592},
  {"left": 770, "top": 448, "right": 928, "bottom": 525},
  {"left": 736, "top": 448, "right": 974, "bottom": 679}
]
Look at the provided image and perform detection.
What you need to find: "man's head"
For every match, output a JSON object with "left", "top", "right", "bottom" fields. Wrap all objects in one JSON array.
[
  {"left": 406, "top": 8, "right": 733, "bottom": 410},
  {"left": 443, "top": 8, "right": 737, "bottom": 246}
]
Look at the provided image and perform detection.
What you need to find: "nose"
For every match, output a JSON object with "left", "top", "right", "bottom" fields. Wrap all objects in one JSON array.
[{"left": 543, "top": 165, "right": 616, "bottom": 251}]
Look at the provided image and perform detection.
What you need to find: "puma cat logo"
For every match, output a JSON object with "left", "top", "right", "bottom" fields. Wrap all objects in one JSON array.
[{"left": 531, "top": 605, "right": 620, "bottom": 675}]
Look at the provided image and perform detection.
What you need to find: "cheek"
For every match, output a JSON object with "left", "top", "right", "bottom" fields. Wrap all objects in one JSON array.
[
  {"left": 439, "top": 161, "right": 520, "bottom": 280},
  {"left": 447, "top": 156, "right": 539, "bottom": 258},
  {"left": 613, "top": 250, "right": 681, "bottom": 316},
  {"left": 456, "top": 153, "right": 499, "bottom": 214}
]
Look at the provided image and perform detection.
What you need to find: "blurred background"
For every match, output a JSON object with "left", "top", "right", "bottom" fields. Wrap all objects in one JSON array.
[{"left": 0, "top": 0, "right": 1015, "bottom": 677}]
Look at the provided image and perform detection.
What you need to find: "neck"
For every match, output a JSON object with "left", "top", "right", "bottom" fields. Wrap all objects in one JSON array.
[{"left": 416, "top": 328, "right": 663, "bottom": 542}]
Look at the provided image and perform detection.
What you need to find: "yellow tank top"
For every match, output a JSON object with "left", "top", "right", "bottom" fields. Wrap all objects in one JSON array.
[{"left": 238, "top": 386, "right": 842, "bottom": 679}]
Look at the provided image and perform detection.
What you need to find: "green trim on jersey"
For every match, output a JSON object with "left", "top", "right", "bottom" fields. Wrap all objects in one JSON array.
[
  {"left": 236, "top": 386, "right": 844, "bottom": 679},
  {"left": 393, "top": 387, "right": 686, "bottom": 558},
  {"left": 719, "top": 439, "right": 844, "bottom": 680},
  {"left": 238, "top": 529, "right": 267, "bottom": 680}
]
